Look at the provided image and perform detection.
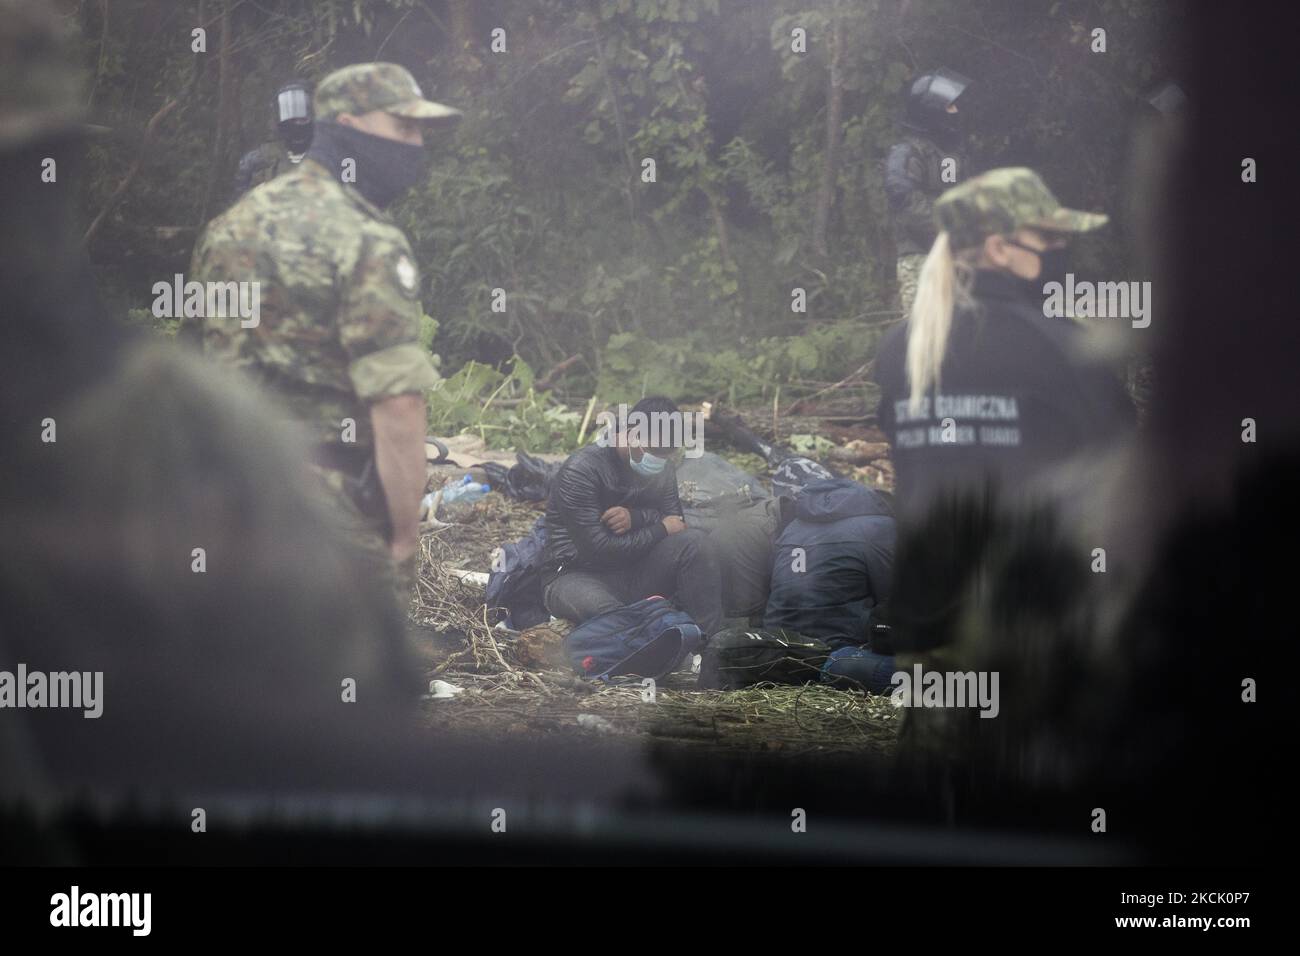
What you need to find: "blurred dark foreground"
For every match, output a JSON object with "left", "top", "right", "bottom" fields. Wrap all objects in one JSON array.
[{"left": 0, "top": 0, "right": 1290, "bottom": 872}]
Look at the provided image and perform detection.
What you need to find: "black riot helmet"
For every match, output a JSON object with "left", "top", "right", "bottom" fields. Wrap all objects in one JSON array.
[
  {"left": 904, "top": 67, "right": 973, "bottom": 136},
  {"left": 274, "top": 82, "right": 313, "bottom": 156}
]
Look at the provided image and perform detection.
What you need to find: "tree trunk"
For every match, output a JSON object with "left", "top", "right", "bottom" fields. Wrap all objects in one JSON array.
[
  {"left": 590, "top": 15, "right": 639, "bottom": 224},
  {"left": 812, "top": 13, "right": 844, "bottom": 259},
  {"left": 198, "top": 1, "right": 234, "bottom": 223},
  {"left": 448, "top": 0, "right": 484, "bottom": 84},
  {"left": 82, "top": 98, "right": 180, "bottom": 247}
]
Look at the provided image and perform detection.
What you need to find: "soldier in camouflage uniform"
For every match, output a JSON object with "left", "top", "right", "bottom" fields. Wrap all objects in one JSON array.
[
  {"left": 188, "top": 63, "right": 462, "bottom": 606},
  {"left": 2, "top": 1, "right": 418, "bottom": 815},
  {"left": 884, "top": 68, "right": 973, "bottom": 315},
  {"left": 231, "top": 82, "right": 314, "bottom": 199}
]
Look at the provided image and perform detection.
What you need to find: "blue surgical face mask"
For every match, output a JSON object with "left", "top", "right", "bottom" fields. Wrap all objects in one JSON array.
[{"left": 629, "top": 449, "right": 667, "bottom": 477}]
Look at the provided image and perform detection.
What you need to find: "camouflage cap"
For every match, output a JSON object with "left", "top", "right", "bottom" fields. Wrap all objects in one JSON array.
[
  {"left": 935, "top": 167, "right": 1108, "bottom": 251},
  {"left": 0, "top": 0, "right": 87, "bottom": 151},
  {"left": 314, "top": 63, "right": 462, "bottom": 127}
]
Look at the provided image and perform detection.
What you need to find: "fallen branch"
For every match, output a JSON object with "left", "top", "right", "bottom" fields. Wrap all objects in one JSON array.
[
  {"left": 536, "top": 353, "right": 583, "bottom": 390},
  {"left": 788, "top": 361, "right": 872, "bottom": 414},
  {"left": 82, "top": 97, "right": 179, "bottom": 246}
]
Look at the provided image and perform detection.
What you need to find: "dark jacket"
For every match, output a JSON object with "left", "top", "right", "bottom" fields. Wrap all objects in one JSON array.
[
  {"left": 873, "top": 269, "right": 1135, "bottom": 518},
  {"left": 232, "top": 141, "right": 290, "bottom": 199},
  {"left": 763, "top": 479, "right": 896, "bottom": 646},
  {"left": 542, "top": 444, "right": 683, "bottom": 575},
  {"left": 884, "top": 131, "right": 967, "bottom": 256}
]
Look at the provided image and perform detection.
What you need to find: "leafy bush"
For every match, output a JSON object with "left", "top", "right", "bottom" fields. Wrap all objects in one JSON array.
[
  {"left": 81, "top": 0, "right": 1175, "bottom": 433},
  {"left": 425, "top": 357, "right": 586, "bottom": 454},
  {"left": 595, "top": 318, "right": 890, "bottom": 405},
  {"left": 125, "top": 307, "right": 179, "bottom": 338}
]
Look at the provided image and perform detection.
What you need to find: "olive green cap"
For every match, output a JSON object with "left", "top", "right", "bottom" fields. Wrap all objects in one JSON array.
[
  {"left": 314, "top": 63, "right": 462, "bottom": 126},
  {"left": 936, "top": 167, "right": 1108, "bottom": 250}
]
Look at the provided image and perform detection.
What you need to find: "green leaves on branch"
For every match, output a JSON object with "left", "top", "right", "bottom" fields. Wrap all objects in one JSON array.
[
  {"left": 596, "top": 319, "right": 886, "bottom": 406},
  {"left": 426, "top": 357, "right": 585, "bottom": 454}
]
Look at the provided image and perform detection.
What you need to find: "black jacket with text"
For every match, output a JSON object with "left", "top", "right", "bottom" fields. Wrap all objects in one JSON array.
[{"left": 873, "top": 269, "right": 1135, "bottom": 518}]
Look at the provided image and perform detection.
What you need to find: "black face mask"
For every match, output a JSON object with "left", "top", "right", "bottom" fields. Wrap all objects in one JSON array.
[
  {"left": 1035, "top": 246, "right": 1071, "bottom": 289},
  {"left": 278, "top": 119, "right": 313, "bottom": 156},
  {"left": 1004, "top": 238, "right": 1071, "bottom": 296},
  {"left": 305, "top": 120, "right": 428, "bottom": 209}
]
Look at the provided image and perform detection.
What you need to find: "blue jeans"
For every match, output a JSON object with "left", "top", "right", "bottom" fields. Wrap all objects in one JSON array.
[{"left": 821, "top": 644, "right": 897, "bottom": 695}]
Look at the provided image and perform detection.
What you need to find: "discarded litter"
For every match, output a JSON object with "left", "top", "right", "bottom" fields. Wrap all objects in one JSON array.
[
  {"left": 441, "top": 475, "right": 492, "bottom": 519},
  {"left": 426, "top": 679, "right": 465, "bottom": 701},
  {"left": 445, "top": 568, "right": 490, "bottom": 588},
  {"left": 419, "top": 489, "right": 452, "bottom": 531},
  {"left": 576, "top": 714, "right": 616, "bottom": 734}
]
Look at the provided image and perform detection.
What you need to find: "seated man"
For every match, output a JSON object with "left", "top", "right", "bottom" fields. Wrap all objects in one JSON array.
[{"left": 541, "top": 397, "right": 723, "bottom": 637}]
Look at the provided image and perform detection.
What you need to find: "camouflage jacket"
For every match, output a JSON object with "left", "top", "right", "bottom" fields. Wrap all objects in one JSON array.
[
  {"left": 884, "top": 133, "right": 967, "bottom": 256},
  {"left": 187, "top": 157, "right": 439, "bottom": 454}
]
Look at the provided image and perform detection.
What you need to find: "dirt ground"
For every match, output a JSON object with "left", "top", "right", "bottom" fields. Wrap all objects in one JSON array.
[{"left": 407, "top": 426, "right": 901, "bottom": 758}]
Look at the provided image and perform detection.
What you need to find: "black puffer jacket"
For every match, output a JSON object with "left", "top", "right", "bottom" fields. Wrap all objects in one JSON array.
[{"left": 541, "top": 444, "right": 683, "bottom": 574}]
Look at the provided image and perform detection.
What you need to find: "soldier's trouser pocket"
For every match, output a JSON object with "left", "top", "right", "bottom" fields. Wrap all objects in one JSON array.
[{"left": 310, "top": 463, "right": 409, "bottom": 612}]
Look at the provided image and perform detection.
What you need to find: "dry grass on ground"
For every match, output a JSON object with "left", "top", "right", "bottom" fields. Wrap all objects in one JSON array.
[{"left": 409, "top": 496, "right": 901, "bottom": 757}]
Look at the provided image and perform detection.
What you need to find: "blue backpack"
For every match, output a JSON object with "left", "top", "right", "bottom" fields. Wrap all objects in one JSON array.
[{"left": 563, "top": 596, "right": 703, "bottom": 682}]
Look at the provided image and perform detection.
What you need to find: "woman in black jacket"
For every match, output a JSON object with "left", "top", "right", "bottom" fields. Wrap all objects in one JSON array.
[{"left": 873, "top": 167, "right": 1134, "bottom": 520}]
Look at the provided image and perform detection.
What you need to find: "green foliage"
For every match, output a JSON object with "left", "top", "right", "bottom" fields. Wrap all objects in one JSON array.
[
  {"left": 125, "top": 307, "right": 178, "bottom": 338},
  {"left": 418, "top": 313, "right": 441, "bottom": 358},
  {"left": 787, "top": 433, "right": 836, "bottom": 456},
  {"left": 425, "top": 357, "right": 584, "bottom": 454},
  {"left": 83, "top": 0, "right": 1177, "bottom": 408},
  {"left": 596, "top": 318, "right": 888, "bottom": 405}
]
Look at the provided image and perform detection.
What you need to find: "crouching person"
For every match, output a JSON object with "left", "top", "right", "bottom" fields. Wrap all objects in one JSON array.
[
  {"left": 763, "top": 478, "right": 897, "bottom": 692},
  {"left": 541, "top": 397, "right": 723, "bottom": 638}
]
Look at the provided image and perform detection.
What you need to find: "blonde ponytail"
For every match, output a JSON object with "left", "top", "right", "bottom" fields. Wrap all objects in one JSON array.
[{"left": 905, "top": 230, "right": 975, "bottom": 416}]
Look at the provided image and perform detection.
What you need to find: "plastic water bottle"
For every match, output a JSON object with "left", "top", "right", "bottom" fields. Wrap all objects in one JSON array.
[
  {"left": 441, "top": 473, "right": 491, "bottom": 504},
  {"left": 440, "top": 474, "right": 491, "bottom": 518}
]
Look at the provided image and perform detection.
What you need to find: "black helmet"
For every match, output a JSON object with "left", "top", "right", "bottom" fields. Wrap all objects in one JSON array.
[
  {"left": 904, "top": 67, "right": 972, "bottom": 135},
  {"left": 274, "top": 82, "right": 313, "bottom": 155}
]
